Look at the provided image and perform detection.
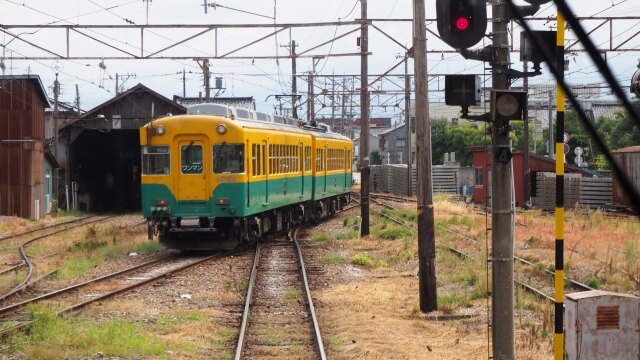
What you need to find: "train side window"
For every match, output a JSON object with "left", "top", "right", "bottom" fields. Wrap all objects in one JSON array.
[
  {"left": 181, "top": 143, "right": 203, "bottom": 174},
  {"left": 256, "top": 144, "right": 261, "bottom": 176},
  {"left": 252, "top": 144, "right": 257, "bottom": 177},
  {"left": 262, "top": 144, "right": 266, "bottom": 176},
  {"left": 277, "top": 144, "right": 280, "bottom": 174},
  {"left": 142, "top": 145, "right": 170, "bottom": 175},
  {"left": 269, "top": 145, "right": 273, "bottom": 175},
  {"left": 213, "top": 144, "right": 244, "bottom": 173}
]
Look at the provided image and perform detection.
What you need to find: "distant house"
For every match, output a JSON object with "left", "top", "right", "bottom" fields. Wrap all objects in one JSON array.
[
  {"left": 0, "top": 75, "right": 50, "bottom": 218},
  {"left": 378, "top": 123, "right": 416, "bottom": 165}
]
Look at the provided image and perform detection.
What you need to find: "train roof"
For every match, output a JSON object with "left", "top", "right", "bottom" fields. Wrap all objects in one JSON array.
[{"left": 150, "top": 114, "right": 352, "bottom": 142}]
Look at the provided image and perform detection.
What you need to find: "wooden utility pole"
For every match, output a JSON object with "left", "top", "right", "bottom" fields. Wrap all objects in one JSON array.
[
  {"left": 491, "top": 0, "right": 515, "bottom": 357},
  {"left": 359, "top": 0, "right": 370, "bottom": 237},
  {"left": 412, "top": 0, "right": 437, "bottom": 312},
  {"left": 404, "top": 57, "right": 412, "bottom": 197},
  {"left": 523, "top": 61, "right": 530, "bottom": 205},
  {"left": 291, "top": 40, "right": 298, "bottom": 119}
]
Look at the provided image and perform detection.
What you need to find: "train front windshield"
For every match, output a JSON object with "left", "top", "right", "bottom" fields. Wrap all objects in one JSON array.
[
  {"left": 142, "top": 146, "right": 170, "bottom": 175},
  {"left": 213, "top": 144, "right": 244, "bottom": 173}
]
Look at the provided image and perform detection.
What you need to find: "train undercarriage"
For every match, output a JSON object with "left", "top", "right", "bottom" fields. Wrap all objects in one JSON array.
[{"left": 147, "top": 194, "right": 350, "bottom": 251}]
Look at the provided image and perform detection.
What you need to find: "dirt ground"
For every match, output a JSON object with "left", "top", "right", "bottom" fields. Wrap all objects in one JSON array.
[{"left": 2, "top": 196, "right": 638, "bottom": 359}]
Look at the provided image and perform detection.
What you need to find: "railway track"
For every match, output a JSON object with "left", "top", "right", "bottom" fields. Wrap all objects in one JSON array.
[
  {"left": 234, "top": 228, "right": 325, "bottom": 360},
  {"left": 0, "top": 248, "right": 243, "bottom": 336},
  {"left": 369, "top": 197, "right": 594, "bottom": 303},
  {"left": 0, "top": 215, "right": 125, "bottom": 302},
  {"left": 0, "top": 215, "right": 97, "bottom": 242}
]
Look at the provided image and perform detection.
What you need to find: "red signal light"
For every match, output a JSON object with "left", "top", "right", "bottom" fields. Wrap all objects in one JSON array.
[{"left": 454, "top": 16, "right": 470, "bottom": 31}]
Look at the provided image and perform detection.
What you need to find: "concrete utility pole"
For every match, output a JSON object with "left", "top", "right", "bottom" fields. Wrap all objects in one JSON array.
[
  {"left": 291, "top": 40, "right": 298, "bottom": 119},
  {"left": 359, "top": 0, "right": 370, "bottom": 237},
  {"left": 75, "top": 84, "right": 80, "bottom": 114},
  {"left": 404, "top": 56, "right": 412, "bottom": 197},
  {"left": 53, "top": 73, "right": 60, "bottom": 208},
  {"left": 331, "top": 73, "right": 336, "bottom": 131},
  {"left": 412, "top": 0, "right": 437, "bottom": 312},
  {"left": 204, "top": 60, "right": 210, "bottom": 101},
  {"left": 491, "top": 0, "right": 515, "bottom": 358}
]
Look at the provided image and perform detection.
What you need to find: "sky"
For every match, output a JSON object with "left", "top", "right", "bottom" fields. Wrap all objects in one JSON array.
[{"left": 1, "top": 0, "right": 640, "bottom": 121}]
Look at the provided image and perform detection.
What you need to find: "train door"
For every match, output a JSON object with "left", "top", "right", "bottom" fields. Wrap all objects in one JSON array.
[
  {"left": 299, "top": 142, "right": 304, "bottom": 197},
  {"left": 263, "top": 140, "right": 269, "bottom": 205},
  {"left": 344, "top": 146, "right": 348, "bottom": 189},
  {"left": 177, "top": 139, "right": 207, "bottom": 204},
  {"left": 323, "top": 145, "right": 328, "bottom": 193}
]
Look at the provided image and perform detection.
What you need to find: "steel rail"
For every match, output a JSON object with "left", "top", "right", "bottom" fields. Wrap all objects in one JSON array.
[
  {"left": 0, "top": 215, "right": 120, "bottom": 302},
  {"left": 234, "top": 242, "right": 260, "bottom": 360},
  {"left": 292, "top": 227, "right": 327, "bottom": 360},
  {"left": 0, "top": 254, "right": 174, "bottom": 317},
  {"left": 370, "top": 197, "right": 593, "bottom": 303},
  {"left": 0, "top": 248, "right": 240, "bottom": 337},
  {"left": 0, "top": 215, "right": 95, "bottom": 241},
  {"left": 234, "top": 227, "right": 326, "bottom": 360}
]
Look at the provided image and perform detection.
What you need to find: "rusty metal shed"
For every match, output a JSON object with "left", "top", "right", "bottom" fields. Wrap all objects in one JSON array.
[
  {"left": 612, "top": 145, "right": 640, "bottom": 209},
  {"left": 565, "top": 290, "right": 639, "bottom": 359},
  {"left": 0, "top": 75, "right": 50, "bottom": 218},
  {"left": 59, "top": 83, "right": 185, "bottom": 212}
]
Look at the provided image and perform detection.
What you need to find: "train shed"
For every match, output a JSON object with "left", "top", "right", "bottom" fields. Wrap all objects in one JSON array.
[
  {"left": 59, "top": 84, "right": 186, "bottom": 212},
  {"left": 0, "top": 75, "right": 50, "bottom": 219}
]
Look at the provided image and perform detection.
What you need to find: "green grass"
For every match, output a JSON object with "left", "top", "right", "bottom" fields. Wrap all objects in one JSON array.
[
  {"left": 283, "top": 287, "right": 301, "bottom": 301},
  {"left": 312, "top": 233, "right": 329, "bottom": 243},
  {"left": 343, "top": 217, "right": 350, "bottom": 227},
  {"left": 134, "top": 241, "right": 163, "bottom": 254},
  {"left": 53, "top": 254, "right": 102, "bottom": 280},
  {"left": 350, "top": 253, "right": 374, "bottom": 266},
  {"left": 157, "top": 310, "right": 208, "bottom": 330},
  {"left": 381, "top": 209, "right": 417, "bottom": 222},
  {"left": 319, "top": 253, "right": 347, "bottom": 265},
  {"left": 330, "top": 336, "right": 345, "bottom": 350},
  {"left": 336, "top": 230, "right": 359, "bottom": 240},
  {"left": 58, "top": 209, "right": 84, "bottom": 217},
  {"left": 585, "top": 276, "right": 602, "bottom": 289},
  {"left": 6, "top": 305, "right": 166, "bottom": 359},
  {"left": 438, "top": 293, "right": 470, "bottom": 313},
  {"left": 375, "top": 226, "right": 413, "bottom": 240}
]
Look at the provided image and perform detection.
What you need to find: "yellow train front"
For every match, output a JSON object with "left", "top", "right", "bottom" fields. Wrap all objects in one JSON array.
[{"left": 140, "top": 113, "right": 353, "bottom": 250}]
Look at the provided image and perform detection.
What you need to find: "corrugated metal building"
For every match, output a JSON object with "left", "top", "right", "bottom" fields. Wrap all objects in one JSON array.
[
  {"left": 612, "top": 145, "right": 640, "bottom": 209},
  {"left": 0, "top": 75, "right": 50, "bottom": 218}
]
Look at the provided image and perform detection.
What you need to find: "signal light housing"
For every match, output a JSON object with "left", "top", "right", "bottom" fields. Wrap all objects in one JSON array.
[
  {"left": 436, "top": 0, "right": 487, "bottom": 50},
  {"left": 491, "top": 90, "right": 527, "bottom": 122}
]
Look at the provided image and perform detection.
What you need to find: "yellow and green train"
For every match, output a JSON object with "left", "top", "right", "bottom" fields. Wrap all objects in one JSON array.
[{"left": 140, "top": 112, "right": 353, "bottom": 249}]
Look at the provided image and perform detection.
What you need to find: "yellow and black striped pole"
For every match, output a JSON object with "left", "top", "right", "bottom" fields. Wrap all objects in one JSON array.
[{"left": 554, "top": 10, "right": 566, "bottom": 360}]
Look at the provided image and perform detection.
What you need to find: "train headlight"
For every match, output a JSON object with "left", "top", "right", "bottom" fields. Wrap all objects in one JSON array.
[
  {"left": 154, "top": 199, "right": 168, "bottom": 206},
  {"left": 216, "top": 124, "right": 227, "bottom": 134},
  {"left": 216, "top": 198, "right": 230, "bottom": 205},
  {"left": 155, "top": 125, "right": 166, "bottom": 135}
]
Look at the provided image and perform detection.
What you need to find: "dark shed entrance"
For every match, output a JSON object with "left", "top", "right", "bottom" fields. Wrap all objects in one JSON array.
[
  {"left": 60, "top": 84, "right": 186, "bottom": 213},
  {"left": 72, "top": 129, "right": 140, "bottom": 212}
]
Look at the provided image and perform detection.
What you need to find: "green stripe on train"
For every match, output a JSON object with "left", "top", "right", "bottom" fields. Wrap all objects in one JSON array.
[{"left": 141, "top": 173, "right": 352, "bottom": 218}]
